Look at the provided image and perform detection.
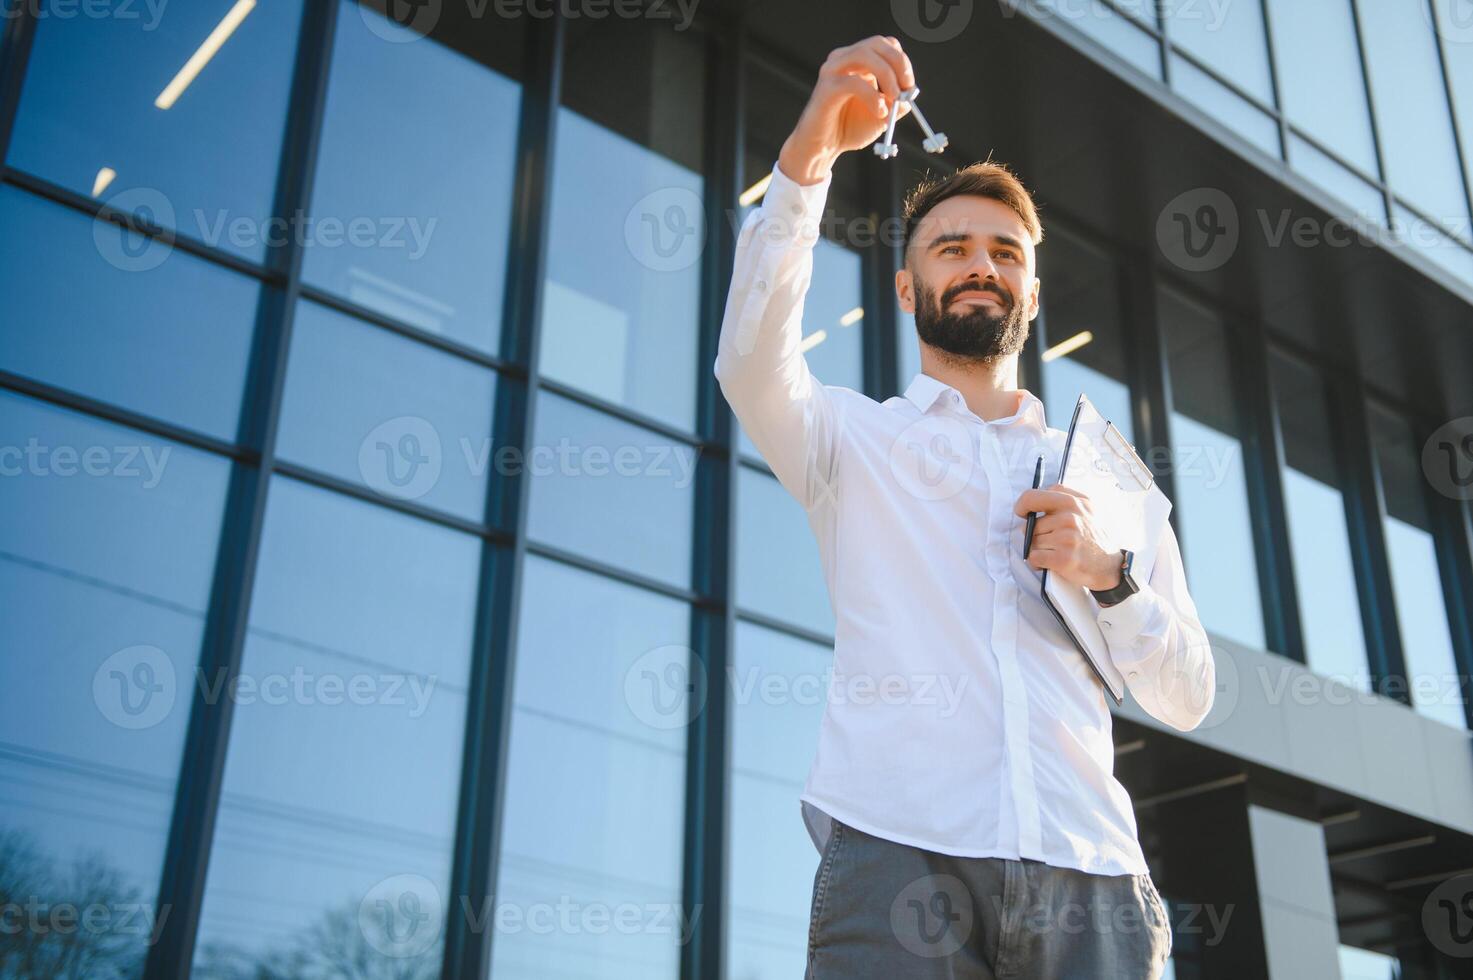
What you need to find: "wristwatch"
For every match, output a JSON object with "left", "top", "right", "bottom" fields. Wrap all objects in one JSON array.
[{"left": 1090, "top": 549, "right": 1139, "bottom": 607}]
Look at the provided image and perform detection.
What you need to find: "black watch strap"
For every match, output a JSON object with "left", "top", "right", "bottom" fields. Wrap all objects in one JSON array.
[{"left": 1090, "top": 549, "right": 1139, "bottom": 606}]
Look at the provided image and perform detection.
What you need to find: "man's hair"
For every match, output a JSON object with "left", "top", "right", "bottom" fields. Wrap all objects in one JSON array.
[{"left": 902, "top": 159, "right": 1044, "bottom": 256}]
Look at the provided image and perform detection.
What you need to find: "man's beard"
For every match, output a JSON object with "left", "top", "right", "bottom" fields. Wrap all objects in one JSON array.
[{"left": 912, "top": 275, "right": 1029, "bottom": 362}]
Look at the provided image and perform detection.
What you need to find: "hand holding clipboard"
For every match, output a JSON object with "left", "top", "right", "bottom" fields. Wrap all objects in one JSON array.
[{"left": 1023, "top": 394, "right": 1173, "bottom": 704}]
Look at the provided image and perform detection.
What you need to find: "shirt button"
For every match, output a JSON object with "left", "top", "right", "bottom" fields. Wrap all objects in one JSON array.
[
  {"left": 1100, "top": 620, "right": 1113, "bottom": 629},
  {"left": 755, "top": 280, "right": 767, "bottom": 292},
  {"left": 791, "top": 203, "right": 803, "bottom": 215}
]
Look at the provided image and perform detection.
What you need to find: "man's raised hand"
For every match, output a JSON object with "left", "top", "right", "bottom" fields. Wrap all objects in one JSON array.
[{"left": 778, "top": 36, "right": 916, "bottom": 185}]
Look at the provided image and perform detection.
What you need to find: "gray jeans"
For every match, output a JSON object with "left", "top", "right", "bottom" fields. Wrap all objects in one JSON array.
[{"left": 804, "top": 820, "right": 1173, "bottom": 979}]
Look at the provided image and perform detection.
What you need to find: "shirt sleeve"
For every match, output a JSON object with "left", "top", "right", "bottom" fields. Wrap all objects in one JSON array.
[
  {"left": 713, "top": 160, "right": 844, "bottom": 513},
  {"left": 1094, "top": 519, "right": 1217, "bottom": 731}
]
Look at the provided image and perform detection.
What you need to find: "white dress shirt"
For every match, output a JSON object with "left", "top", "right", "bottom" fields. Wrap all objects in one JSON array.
[{"left": 714, "top": 161, "right": 1216, "bottom": 877}]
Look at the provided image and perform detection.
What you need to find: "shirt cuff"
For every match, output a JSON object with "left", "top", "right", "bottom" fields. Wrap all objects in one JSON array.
[
  {"left": 1094, "top": 586, "right": 1164, "bottom": 676},
  {"left": 758, "top": 159, "right": 832, "bottom": 249}
]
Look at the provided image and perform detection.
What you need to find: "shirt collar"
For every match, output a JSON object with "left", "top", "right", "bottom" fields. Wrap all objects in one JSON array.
[{"left": 901, "top": 372, "right": 1047, "bottom": 430}]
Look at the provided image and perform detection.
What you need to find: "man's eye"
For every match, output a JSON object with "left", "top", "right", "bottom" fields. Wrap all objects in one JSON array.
[
  {"left": 941, "top": 245, "right": 963, "bottom": 255},
  {"left": 995, "top": 251, "right": 1017, "bottom": 262}
]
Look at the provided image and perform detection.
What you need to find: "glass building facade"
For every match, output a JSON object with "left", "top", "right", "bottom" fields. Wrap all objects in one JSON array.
[{"left": 1, "top": 1, "right": 1471, "bottom": 978}]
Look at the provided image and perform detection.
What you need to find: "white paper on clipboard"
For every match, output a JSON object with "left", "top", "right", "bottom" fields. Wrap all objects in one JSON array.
[{"left": 1040, "top": 393, "right": 1173, "bottom": 704}]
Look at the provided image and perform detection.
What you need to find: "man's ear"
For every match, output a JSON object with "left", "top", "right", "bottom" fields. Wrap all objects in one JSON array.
[
  {"left": 1026, "top": 276, "right": 1041, "bottom": 321},
  {"left": 895, "top": 267, "right": 915, "bottom": 314}
]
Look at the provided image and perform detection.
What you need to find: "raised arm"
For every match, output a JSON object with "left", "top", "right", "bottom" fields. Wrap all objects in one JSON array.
[{"left": 714, "top": 36, "right": 915, "bottom": 510}]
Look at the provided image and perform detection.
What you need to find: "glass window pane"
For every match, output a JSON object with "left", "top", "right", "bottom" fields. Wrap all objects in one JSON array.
[
  {"left": 0, "top": 393, "right": 230, "bottom": 974},
  {"left": 526, "top": 392, "right": 699, "bottom": 588},
  {"left": 539, "top": 18, "right": 705, "bottom": 431},
  {"left": 9, "top": 0, "right": 303, "bottom": 262},
  {"left": 1036, "top": 0, "right": 1163, "bottom": 79},
  {"left": 725, "top": 622, "right": 830, "bottom": 980},
  {"left": 276, "top": 300, "right": 497, "bottom": 522},
  {"left": 1271, "top": 355, "right": 1369, "bottom": 683},
  {"left": 193, "top": 477, "right": 481, "bottom": 972},
  {"left": 1168, "top": 53, "right": 1280, "bottom": 158},
  {"left": 1339, "top": 944, "right": 1400, "bottom": 979},
  {"left": 898, "top": 308, "right": 922, "bottom": 390},
  {"left": 1167, "top": 0, "right": 1274, "bottom": 104},
  {"left": 1371, "top": 408, "right": 1465, "bottom": 728},
  {"left": 736, "top": 465, "right": 834, "bottom": 636},
  {"left": 0, "top": 186, "right": 259, "bottom": 441},
  {"left": 1038, "top": 232, "right": 1134, "bottom": 441},
  {"left": 302, "top": 0, "right": 523, "bottom": 351},
  {"left": 1287, "top": 133, "right": 1386, "bottom": 224},
  {"left": 1359, "top": 0, "right": 1471, "bottom": 231},
  {"left": 492, "top": 556, "right": 691, "bottom": 980},
  {"left": 739, "top": 237, "right": 864, "bottom": 459},
  {"left": 1160, "top": 288, "right": 1266, "bottom": 650},
  {"left": 1265, "top": 0, "right": 1380, "bottom": 177}
]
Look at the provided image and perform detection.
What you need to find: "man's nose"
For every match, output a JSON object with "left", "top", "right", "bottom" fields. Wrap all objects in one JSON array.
[{"left": 964, "top": 254, "right": 1001, "bottom": 283}]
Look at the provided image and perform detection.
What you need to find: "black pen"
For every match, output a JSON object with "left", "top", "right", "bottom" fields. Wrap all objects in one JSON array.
[{"left": 1023, "top": 454, "right": 1044, "bottom": 559}]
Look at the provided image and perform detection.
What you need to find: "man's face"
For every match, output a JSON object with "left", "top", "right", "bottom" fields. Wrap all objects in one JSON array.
[{"left": 896, "top": 195, "right": 1041, "bottom": 362}]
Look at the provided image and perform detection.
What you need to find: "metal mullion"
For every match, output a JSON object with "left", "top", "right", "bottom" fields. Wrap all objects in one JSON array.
[
  {"left": 683, "top": 15, "right": 743, "bottom": 980},
  {"left": 441, "top": 12, "right": 563, "bottom": 980},
  {"left": 1413, "top": 416, "right": 1473, "bottom": 730},
  {"left": 1427, "top": 0, "right": 1473, "bottom": 245},
  {"left": 1121, "top": 261, "right": 1178, "bottom": 529},
  {"left": 539, "top": 376, "right": 712, "bottom": 451},
  {"left": 1099, "top": 0, "right": 1165, "bottom": 38},
  {"left": 1279, "top": 124, "right": 1391, "bottom": 201},
  {"left": 1441, "top": 494, "right": 1473, "bottom": 729},
  {"left": 734, "top": 609, "right": 835, "bottom": 652},
  {"left": 1333, "top": 377, "right": 1409, "bottom": 704},
  {"left": 860, "top": 149, "right": 901, "bottom": 401},
  {"left": 271, "top": 461, "right": 498, "bottom": 540},
  {"left": 525, "top": 539, "right": 717, "bottom": 612},
  {"left": 1164, "top": 43, "right": 1281, "bottom": 119},
  {"left": 144, "top": 1, "right": 340, "bottom": 976},
  {"left": 1388, "top": 193, "right": 1473, "bottom": 251},
  {"left": 1023, "top": 290, "right": 1046, "bottom": 403},
  {"left": 1256, "top": 0, "right": 1290, "bottom": 160},
  {"left": 298, "top": 282, "right": 518, "bottom": 375},
  {"left": 0, "top": 369, "right": 249, "bottom": 463},
  {"left": 1234, "top": 318, "right": 1304, "bottom": 662},
  {"left": 2, "top": 167, "right": 280, "bottom": 284},
  {"left": 1346, "top": 0, "right": 1395, "bottom": 226},
  {"left": 0, "top": 0, "right": 37, "bottom": 168},
  {"left": 1154, "top": 0, "right": 1171, "bottom": 84}
]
